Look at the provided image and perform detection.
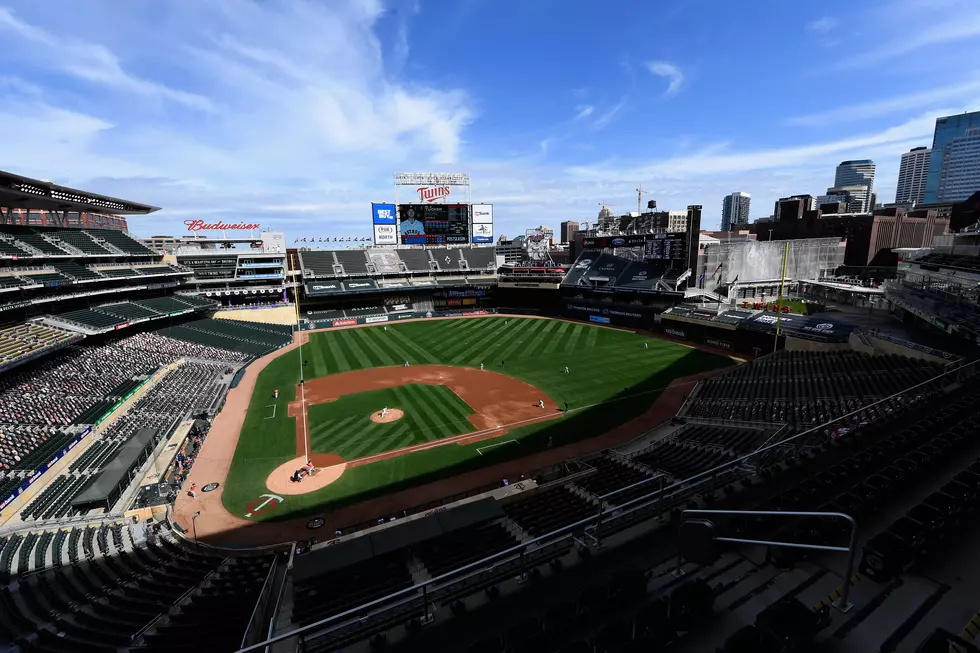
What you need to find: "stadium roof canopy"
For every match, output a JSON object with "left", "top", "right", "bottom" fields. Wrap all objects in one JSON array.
[{"left": 0, "top": 169, "right": 160, "bottom": 215}]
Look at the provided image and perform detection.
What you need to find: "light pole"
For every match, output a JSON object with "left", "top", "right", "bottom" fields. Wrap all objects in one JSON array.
[{"left": 192, "top": 511, "right": 201, "bottom": 548}]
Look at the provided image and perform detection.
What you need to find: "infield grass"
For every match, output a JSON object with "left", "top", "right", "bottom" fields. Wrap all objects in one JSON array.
[
  {"left": 222, "top": 316, "right": 735, "bottom": 521},
  {"left": 307, "top": 384, "right": 475, "bottom": 459}
]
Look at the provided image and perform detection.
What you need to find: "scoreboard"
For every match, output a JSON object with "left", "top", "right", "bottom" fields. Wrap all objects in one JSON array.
[
  {"left": 644, "top": 234, "right": 687, "bottom": 260},
  {"left": 399, "top": 204, "right": 469, "bottom": 245}
]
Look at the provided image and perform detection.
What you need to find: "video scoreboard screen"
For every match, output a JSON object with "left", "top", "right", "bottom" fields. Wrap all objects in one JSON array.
[{"left": 399, "top": 204, "right": 469, "bottom": 245}]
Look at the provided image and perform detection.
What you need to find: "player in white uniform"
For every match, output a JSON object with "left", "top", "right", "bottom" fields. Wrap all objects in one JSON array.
[
  {"left": 538, "top": 399, "right": 545, "bottom": 408},
  {"left": 564, "top": 366, "right": 569, "bottom": 374}
]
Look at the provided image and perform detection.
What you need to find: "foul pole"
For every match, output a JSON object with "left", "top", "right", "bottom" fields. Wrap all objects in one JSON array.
[
  {"left": 290, "top": 254, "right": 310, "bottom": 462},
  {"left": 773, "top": 241, "right": 789, "bottom": 353}
]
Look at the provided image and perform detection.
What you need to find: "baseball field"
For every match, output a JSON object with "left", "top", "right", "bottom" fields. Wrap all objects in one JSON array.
[{"left": 221, "top": 316, "right": 733, "bottom": 521}]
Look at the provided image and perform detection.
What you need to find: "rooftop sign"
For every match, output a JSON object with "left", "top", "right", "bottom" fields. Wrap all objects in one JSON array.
[{"left": 185, "top": 220, "right": 261, "bottom": 232}]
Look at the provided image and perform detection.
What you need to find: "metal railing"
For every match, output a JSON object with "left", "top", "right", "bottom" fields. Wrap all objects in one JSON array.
[
  {"left": 131, "top": 556, "right": 229, "bottom": 643},
  {"left": 241, "top": 554, "right": 279, "bottom": 650}
]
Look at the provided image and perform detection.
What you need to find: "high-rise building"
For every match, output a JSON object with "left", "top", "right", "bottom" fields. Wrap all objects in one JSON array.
[
  {"left": 721, "top": 192, "right": 751, "bottom": 231},
  {"left": 895, "top": 147, "right": 931, "bottom": 205},
  {"left": 833, "top": 160, "right": 875, "bottom": 212},
  {"left": 773, "top": 195, "right": 816, "bottom": 221},
  {"left": 819, "top": 186, "right": 869, "bottom": 213},
  {"left": 924, "top": 111, "right": 980, "bottom": 203},
  {"left": 559, "top": 221, "right": 580, "bottom": 244},
  {"left": 668, "top": 210, "right": 688, "bottom": 232}
]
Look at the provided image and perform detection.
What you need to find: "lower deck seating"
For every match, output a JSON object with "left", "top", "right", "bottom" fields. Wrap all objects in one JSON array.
[
  {"left": 504, "top": 486, "right": 596, "bottom": 536},
  {"left": 412, "top": 522, "right": 516, "bottom": 578}
]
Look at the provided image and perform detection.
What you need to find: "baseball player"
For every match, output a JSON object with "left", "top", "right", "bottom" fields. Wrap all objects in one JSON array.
[
  {"left": 274, "top": 388, "right": 279, "bottom": 399},
  {"left": 480, "top": 363, "right": 484, "bottom": 371},
  {"left": 381, "top": 407, "right": 389, "bottom": 418},
  {"left": 404, "top": 361, "right": 410, "bottom": 367},
  {"left": 538, "top": 399, "right": 545, "bottom": 408},
  {"left": 644, "top": 342, "right": 649, "bottom": 349},
  {"left": 384, "top": 326, "right": 388, "bottom": 332},
  {"left": 563, "top": 366, "right": 569, "bottom": 374}
]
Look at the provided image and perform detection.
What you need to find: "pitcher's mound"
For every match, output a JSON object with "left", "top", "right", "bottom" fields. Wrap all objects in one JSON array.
[
  {"left": 370, "top": 408, "right": 404, "bottom": 424},
  {"left": 267, "top": 454, "right": 347, "bottom": 496}
]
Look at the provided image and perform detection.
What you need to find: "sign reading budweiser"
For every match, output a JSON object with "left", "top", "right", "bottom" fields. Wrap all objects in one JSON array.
[
  {"left": 416, "top": 185, "right": 451, "bottom": 203},
  {"left": 185, "top": 220, "right": 261, "bottom": 232}
]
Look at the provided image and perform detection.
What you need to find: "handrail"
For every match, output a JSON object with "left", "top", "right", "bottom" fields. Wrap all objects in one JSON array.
[
  {"left": 131, "top": 555, "right": 228, "bottom": 643},
  {"left": 241, "top": 554, "right": 279, "bottom": 650},
  {"left": 264, "top": 560, "right": 290, "bottom": 653}
]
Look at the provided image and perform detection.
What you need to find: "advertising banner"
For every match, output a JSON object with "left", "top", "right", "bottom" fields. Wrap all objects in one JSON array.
[
  {"left": 306, "top": 281, "right": 343, "bottom": 296},
  {"left": 332, "top": 319, "right": 357, "bottom": 327},
  {"left": 372, "top": 203, "right": 398, "bottom": 245},
  {"left": 590, "top": 315, "right": 611, "bottom": 324},
  {"left": 343, "top": 279, "right": 378, "bottom": 292},
  {"left": 365, "top": 315, "right": 389, "bottom": 324},
  {"left": 472, "top": 203, "right": 493, "bottom": 243}
]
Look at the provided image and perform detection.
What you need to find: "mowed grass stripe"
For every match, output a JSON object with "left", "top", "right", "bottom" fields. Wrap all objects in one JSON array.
[
  {"left": 343, "top": 422, "right": 412, "bottom": 460},
  {"left": 387, "top": 326, "right": 441, "bottom": 362},
  {"left": 494, "top": 318, "right": 551, "bottom": 363},
  {"left": 562, "top": 323, "right": 587, "bottom": 354},
  {"left": 415, "top": 385, "right": 474, "bottom": 439},
  {"left": 440, "top": 318, "right": 502, "bottom": 359},
  {"left": 520, "top": 319, "right": 562, "bottom": 358},
  {"left": 338, "top": 329, "right": 377, "bottom": 369},
  {"left": 364, "top": 326, "right": 419, "bottom": 366},
  {"left": 450, "top": 318, "right": 518, "bottom": 365},
  {"left": 323, "top": 332, "right": 353, "bottom": 373},
  {"left": 350, "top": 328, "right": 397, "bottom": 367},
  {"left": 402, "top": 384, "right": 459, "bottom": 440},
  {"left": 306, "top": 333, "right": 331, "bottom": 377},
  {"left": 583, "top": 322, "right": 600, "bottom": 350},
  {"left": 309, "top": 414, "right": 361, "bottom": 446},
  {"left": 541, "top": 320, "right": 572, "bottom": 356}
]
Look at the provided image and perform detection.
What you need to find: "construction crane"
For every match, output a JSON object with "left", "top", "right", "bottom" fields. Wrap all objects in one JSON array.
[{"left": 636, "top": 186, "right": 649, "bottom": 215}]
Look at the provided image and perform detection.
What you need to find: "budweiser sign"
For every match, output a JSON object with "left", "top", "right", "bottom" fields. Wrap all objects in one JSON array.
[
  {"left": 184, "top": 220, "right": 261, "bottom": 232},
  {"left": 416, "top": 185, "right": 451, "bottom": 203}
]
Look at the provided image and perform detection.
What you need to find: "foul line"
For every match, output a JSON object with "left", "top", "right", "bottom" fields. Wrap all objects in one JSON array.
[
  {"left": 265, "top": 404, "right": 276, "bottom": 419},
  {"left": 477, "top": 439, "right": 517, "bottom": 455}
]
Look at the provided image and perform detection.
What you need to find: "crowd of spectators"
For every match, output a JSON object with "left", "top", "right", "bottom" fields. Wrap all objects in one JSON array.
[{"left": 116, "top": 332, "right": 248, "bottom": 363}]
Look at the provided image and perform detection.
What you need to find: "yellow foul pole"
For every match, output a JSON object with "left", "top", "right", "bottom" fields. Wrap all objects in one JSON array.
[{"left": 773, "top": 241, "right": 789, "bottom": 353}]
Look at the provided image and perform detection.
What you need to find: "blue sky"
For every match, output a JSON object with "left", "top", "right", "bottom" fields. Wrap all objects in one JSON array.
[{"left": 1, "top": 0, "right": 979, "bottom": 241}]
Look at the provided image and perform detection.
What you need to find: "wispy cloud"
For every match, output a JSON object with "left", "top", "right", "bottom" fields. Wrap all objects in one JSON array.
[
  {"left": 0, "top": 7, "right": 216, "bottom": 112},
  {"left": 805, "top": 16, "right": 838, "bottom": 33},
  {"left": 842, "top": 7, "right": 980, "bottom": 67},
  {"left": 645, "top": 61, "right": 684, "bottom": 97},
  {"left": 593, "top": 98, "right": 628, "bottom": 130},
  {"left": 787, "top": 79, "right": 980, "bottom": 126},
  {"left": 573, "top": 105, "right": 595, "bottom": 120}
]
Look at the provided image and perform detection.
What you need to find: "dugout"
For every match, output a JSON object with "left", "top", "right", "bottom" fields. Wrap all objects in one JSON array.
[
  {"left": 71, "top": 428, "right": 159, "bottom": 512},
  {"left": 295, "top": 498, "right": 504, "bottom": 584}
]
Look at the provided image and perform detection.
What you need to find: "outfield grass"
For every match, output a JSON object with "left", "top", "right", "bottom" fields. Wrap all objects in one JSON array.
[
  {"left": 307, "top": 384, "right": 475, "bottom": 459},
  {"left": 222, "top": 317, "right": 734, "bottom": 521}
]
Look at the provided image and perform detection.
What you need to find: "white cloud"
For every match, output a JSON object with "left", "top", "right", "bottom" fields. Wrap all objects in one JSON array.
[
  {"left": 0, "top": 7, "right": 215, "bottom": 112},
  {"left": 645, "top": 61, "right": 684, "bottom": 97},
  {"left": 788, "top": 79, "right": 980, "bottom": 126},
  {"left": 842, "top": 4, "right": 980, "bottom": 67},
  {"left": 805, "top": 17, "right": 838, "bottom": 33},
  {"left": 574, "top": 105, "right": 595, "bottom": 120},
  {"left": 592, "top": 98, "right": 628, "bottom": 130}
]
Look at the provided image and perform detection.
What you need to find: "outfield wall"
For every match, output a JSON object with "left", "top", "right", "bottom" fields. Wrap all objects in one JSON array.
[{"left": 298, "top": 309, "right": 494, "bottom": 331}]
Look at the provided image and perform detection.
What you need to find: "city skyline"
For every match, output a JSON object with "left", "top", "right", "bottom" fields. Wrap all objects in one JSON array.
[{"left": 0, "top": 0, "right": 979, "bottom": 238}]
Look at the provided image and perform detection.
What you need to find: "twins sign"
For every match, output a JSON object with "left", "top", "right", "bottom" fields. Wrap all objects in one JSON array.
[{"left": 372, "top": 202, "right": 397, "bottom": 245}]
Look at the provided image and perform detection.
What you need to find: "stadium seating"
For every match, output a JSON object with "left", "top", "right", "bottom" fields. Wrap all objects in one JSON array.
[
  {"left": 172, "top": 294, "right": 219, "bottom": 309},
  {"left": 48, "top": 229, "right": 112, "bottom": 255},
  {"left": 334, "top": 250, "right": 370, "bottom": 275},
  {"left": 51, "top": 261, "right": 102, "bottom": 281},
  {"left": 504, "top": 486, "right": 596, "bottom": 537},
  {"left": 399, "top": 249, "right": 434, "bottom": 272},
  {"left": 0, "top": 522, "right": 276, "bottom": 651},
  {"left": 0, "top": 275, "right": 25, "bottom": 288},
  {"left": 413, "top": 522, "right": 516, "bottom": 578},
  {"left": 56, "top": 309, "right": 127, "bottom": 330},
  {"left": 300, "top": 251, "right": 338, "bottom": 277},
  {"left": 96, "top": 302, "right": 164, "bottom": 321},
  {"left": 90, "top": 228, "right": 156, "bottom": 255},
  {"left": 9, "top": 231, "right": 69, "bottom": 256},
  {"left": 135, "top": 265, "right": 181, "bottom": 276},
  {"left": 0, "top": 323, "right": 76, "bottom": 368},
  {"left": 155, "top": 318, "right": 291, "bottom": 358},
  {"left": 134, "top": 297, "right": 196, "bottom": 314},
  {"left": 20, "top": 272, "right": 68, "bottom": 285},
  {"left": 368, "top": 249, "right": 403, "bottom": 274},
  {"left": 683, "top": 350, "right": 942, "bottom": 426},
  {"left": 0, "top": 237, "right": 31, "bottom": 257},
  {"left": 460, "top": 247, "right": 496, "bottom": 270},
  {"left": 95, "top": 267, "right": 141, "bottom": 278}
]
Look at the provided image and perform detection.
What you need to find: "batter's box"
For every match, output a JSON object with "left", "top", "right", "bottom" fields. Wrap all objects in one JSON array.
[
  {"left": 265, "top": 404, "right": 277, "bottom": 419},
  {"left": 476, "top": 439, "right": 518, "bottom": 456}
]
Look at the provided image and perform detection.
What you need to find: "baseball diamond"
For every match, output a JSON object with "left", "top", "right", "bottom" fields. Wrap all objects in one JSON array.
[{"left": 217, "top": 316, "right": 733, "bottom": 522}]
